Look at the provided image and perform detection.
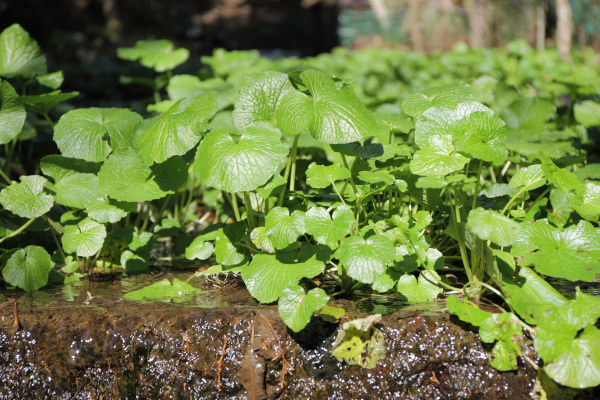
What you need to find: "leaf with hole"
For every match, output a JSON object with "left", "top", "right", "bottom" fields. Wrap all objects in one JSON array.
[{"left": 331, "top": 314, "right": 385, "bottom": 369}]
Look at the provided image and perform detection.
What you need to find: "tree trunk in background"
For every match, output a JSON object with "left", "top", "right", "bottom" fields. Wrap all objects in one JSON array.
[
  {"left": 555, "top": 0, "right": 573, "bottom": 60},
  {"left": 536, "top": 1, "right": 546, "bottom": 51},
  {"left": 466, "top": 0, "right": 488, "bottom": 47},
  {"left": 407, "top": 0, "right": 424, "bottom": 52}
]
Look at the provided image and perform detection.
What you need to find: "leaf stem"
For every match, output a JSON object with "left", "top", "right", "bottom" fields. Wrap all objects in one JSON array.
[
  {"left": 340, "top": 154, "right": 357, "bottom": 196},
  {"left": 278, "top": 135, "right": 299, "bottom": 207},
  {"left": 0, "top": 168, "right": 11, "bottom": 185},
  {"left": 43, "top": 216, "right": 67, "bottom": 262},
  {"left": 449, "top": 191, "right": 473, "bottom": 283},
  {"left": 501, "top": 178, "right": 544, "bottom": 215},
  {"left": 230, "top": 193, "right": 242, "bottom": 222},
  {"left": 471, "top": 160, "right": 484, "bottom": 211},
  {"left": 243, "top": 191, "right": 256, "bottom": 231},
  {"left": 0, "top": 217, "right": 37, "bottom": 244}
]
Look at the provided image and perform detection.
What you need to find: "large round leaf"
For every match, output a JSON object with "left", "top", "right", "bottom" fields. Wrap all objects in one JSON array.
[
  {"left": 278, "top": 285, "right": 330, "bottom": 332},
  {"left": 193, "top": 127, "right": 288, "bottom": 193},
  {"left": 1, "top": 245, "right": 52, "bottom": 291},
  {"left": 62, "top": 217, "right": 106, "bottom": 257},
  {"left": 40, "top": 155, "right": 101, "bottom": 209},
  {"left": 99, "top": 147, "right": 187, "bottom": 202},
  {"left": 242, "top": 245, "right": 329, "bottom": 303},
  {"left": 0, "top": 24, "right": 46, "bottom": 79},
  {"left": 54, "top": 108, "right": 143, "bottom": 162},
  {"left": 233, "top": 71, "right": 296, "bottom": 131},
  {"left": 305, "top": 205, "right": 354, "bottom": 248},
  {"left": 0, "top": 175, "right": 53, "bottom": 218},
  {"left": 336, "top": 235, "right": 395, "bottom": 284},
  {"left": 467, "top": 208, "right": 521, "bottom": 247},
  {"left": 136, "top": 91, "right": 218, "bottom": 164},
  {"left": 0, "top": 80, "right": 26, "bottom": 145}
]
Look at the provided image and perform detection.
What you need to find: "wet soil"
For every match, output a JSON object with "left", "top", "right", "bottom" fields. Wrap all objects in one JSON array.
[{"left": 0, "top": 272, "right": 537, "bottom": 399}]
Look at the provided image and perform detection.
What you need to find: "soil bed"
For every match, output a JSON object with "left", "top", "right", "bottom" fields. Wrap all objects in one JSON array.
[{"left": 0, "top": 271, "right": 538, "bottom": 399}]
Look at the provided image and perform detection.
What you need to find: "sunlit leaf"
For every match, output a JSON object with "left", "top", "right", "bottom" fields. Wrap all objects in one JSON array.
[
  {"left": 278, "top": 285, "right": 329, "bottom": 332},
  {"left": 0, "top": 175, "right": 53, "bottom": 218}
]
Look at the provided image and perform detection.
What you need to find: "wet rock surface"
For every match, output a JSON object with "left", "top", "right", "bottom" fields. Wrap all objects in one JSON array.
[{"left": 0, "top": 274, "right": 537, "bottom": 399}]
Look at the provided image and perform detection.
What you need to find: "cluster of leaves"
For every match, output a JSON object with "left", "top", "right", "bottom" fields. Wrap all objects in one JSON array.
[{"left": 1, "top": 24, "right": 600, "bottom": 389}]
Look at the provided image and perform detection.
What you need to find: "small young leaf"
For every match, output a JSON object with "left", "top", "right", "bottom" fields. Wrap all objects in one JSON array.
[
  {"left": 410, "top": 135, "right": 470, "bottom": 177},
  {"left": 336, "top": 235, "right": 395, "bottom": 284},
  {"left": 20, "top": 91, "right": 78, "bottom": 115},
  {"left": 305, "top": 205, "right": 354, "bottom": 248},
  {"left": 62, "top": 217, "right": 106, "bottom": 257},
  {"left": 54, "top": 108, "right": 143, "bottom": 162},
  {"left": 0, "top": 24, "right": 46, "bottom": 79},
  {"left": 358, "top": 170, "right": 395, "bottom": 185},
  {"left": 467, "top": 208, "right": 521, "bottom": 247},
  {"left": 185, "top": 238, "right": 214, "bottom": 260},
  {"left": 35, "top": 70, "right": 63, "bottom": 89},
  {"left": 305, "top": 162, "right": 351, "bottom": 189},
  {"left": 401, "top": 85, "right": 473, "bottom": 118},
  {"left": 123, "top": 278, "right": 201, "bottom": 301},
  {"left": 278, "top": 285, "right": 330, "bottom": 332},
  {"left": 117, "top": 40, "right": 189, "bottom": 72},
  {"left": 0, "top": 80, "right": 26, "bottom": 145},
  {"left": 396, "top": 270, "right": 442, "bottom": 303},
  {"left": 1, "top": 245, "right": 52, "bottom": 291},
  {"left": 255, "top": 175, "right": 286, "bottom": 198},
  {"left": 264, "top": 207, "right": 305, "bottom": 250},
  {"left": 194, "top": 127, "right": 289, "bottom": 193},
  {"left": 0, "top": 175, "right": 53, "bottom": 218}
]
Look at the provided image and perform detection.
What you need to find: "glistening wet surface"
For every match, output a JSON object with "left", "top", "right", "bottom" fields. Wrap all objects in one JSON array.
[{"left": 0, "top": 271, "right": 539, "bottom": 399}]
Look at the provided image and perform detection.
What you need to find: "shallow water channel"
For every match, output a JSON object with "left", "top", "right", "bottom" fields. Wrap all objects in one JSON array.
[{"left": 0, "top": 269, "right": 595, "bottom": 399}]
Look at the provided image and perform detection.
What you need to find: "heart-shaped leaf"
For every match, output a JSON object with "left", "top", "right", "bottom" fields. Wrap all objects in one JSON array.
[
  {"left": 185, "top": 237, "right": 214, "bottom": 260},
  {"left": 20, "top": 91, "right": 78, "bottom": 115},
  {"left": 40, "top": 155, "right": 101, "bottom": 209},
  {"left": 117, "top": 40, "right": 189, "bottom": 72},
  {"left": 305, "top": 162, "right": 351, "bottom": 189},
  {"left": 1, "top": 246, "right": 52, "bottom": 291},
  {"left": 410, "top": 135, "right": 470, "bottom": 176},
  {"left": 242, "top": 245, "right": 329, "bottom": 303},
  {"left": 99, "top": 147, "right": 187, "bottom": 202},
  {"left": 401, "top": 85, "right": 473, "bottom": 118},
  {"left": 467, "top": 208, "right": 521, "bottom": 246},
  {"left": 0, "top": 24, "right": 46, "bottom": 79},
  {"left": 336, "top": 234, "right": 395, "bottom": 284},
  {"left": 264, "top": 207, "right": 305, "bottom": 250},
  {"left": 305, "top": 205, "right": 354, "bottom": 248},
  {"left": 136, "top": 91, "right": 218, "bottom": 164},
  {"left": 277, "top": 69, "right": 378, "bottom": 144},
  {"left": 194, "top": 127, "right": 288, "bottom": 193},
  {"left": 54, "top": 108, "right": 143, "bottom": 162},
  {"left": 396, "top": 270, "right": 442, "bottom": 302},
  {"left": 123, "top": 278, "right": 201, "bottom": 301},
  {"left": 278, "top": 285, "right": 330, "bottom": 332},
  {"left": 0, "top": 80, "right": 26, "bottom": 145},
  {"left": 233, "top": 71, "right": 296, "bottom": 131},
  {"left": 512, "top": 219, "right": 600, "bottom": 282},
  {"left": 61, "top": 217, "right": 106, "bottom": 257},
  {"left": 0, "top": 175, "right": 53, "bottom": 218}
]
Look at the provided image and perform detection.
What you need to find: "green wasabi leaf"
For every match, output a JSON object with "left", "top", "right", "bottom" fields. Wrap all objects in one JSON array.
[
  {"left": 539, "top": 153, "right": 586, "bottom": 195},
  {"left": 0, "top": 24, "right": 46, "bottom": 79},
  {"left": 305, "top": 205, "right": 354, "bottom": 248},
  {"left": 250, "top": 227, "right": 275, "bottom": 253},
  {"left": 512, "top": 219, "right": 600, "bottom": 282},
  {"left": 117, "top": 40, "right": 189, "bottom": 72},
  {"left": 479, "top": 313, "right": 523, "bottom": 371},
  {"left": 1, "top": 246, "right": 52, "bottom": 291},
  {"left": 185, "top": 237, "right": 214, "bottom": 260},
  {"left": 264, "top": 207, "right": 305, "bottom": 250},
  {"left": 330, "top": 141, "right": 385, "bottom": 159},
  {"left": 358, "top": 170, "right": 395, "bottom": 185},
  {"left": 62, "top": 217, "right": 106, "bottom": 257},
  {"left": 410, "top": 135, "right": 470, "bottom": 176},
  {"left": 137, "top": 91, "right": 218, "bottom": 164},
  {"left": 40, "top": 155, "right": 101, "bottom": 209},
  {"left": 401, "top": 85, "right": 473, "bottom": 119},
  {"left": 214, "top": 224, "right": 248, "bottom": 267},
  {"left": 99, "top": 147, "right": 187, "bottom": 202},
  {"left": 242, "top": 245, "right": 328, "bottom": 303},
  {"left": 502, "top": 97, "right": 554, "bottom": 133},
  {"left": 278, "top": 285, "right": 330, "bottom": 332},
  {"left": 123, "top": 278, "right": 201, "bottom": 302},
  {"left": 396, "top": 270, "right": 442, "bottom": 303},
  {"left": 0, "top": 80, "right": 26, "bottom": 145},
  {"left": 331, "top": 314, "right": 386, "bottom": 369},
  {"left": 336, "top": 235, "right": 395, "bottom": 284},
  {"left": 319, "top": 304, "right": 346, "bottom": 323},
  {"left": 85, "top": 196, "right": 131, "bottom": 223},
  {"left": 446, "top": 295, "right": 492, "bottom": 326},
  {"left": 508, "top": 164, "right": 546, "bottom": 190},
  {"left": 0, "top": 175, "right": 53, "bottom": 218},
  {"left": 20, "top": 91, "right": 78, "bottom": 115},
  {"left": 255, "top": 175, "right": 286, "bottom": 198},
  {"left": 467, "top": 208, "right": 521, "bottom": 246},
  {"left": 54, "top": 108, "right": 143, "bottom": 162},
  {"left": 305, "top": 162, "right": 351, "bottom": 189},
  {"left": 233, "top": 71, "right": 296, "bottom": 131},
  {"left": 120, "top": 250, "right": 149, "bottom": 273},
  {"left": 567, "top": 181, "right": 600, "bottom": 220},
  {"left": 194, "top": 127, "right": 288, "bottom": 193},
  {"left": 277, "top": 69, "right": 378, "bottom": 143},
  {"left": 35, "top": 70, "right": 63, "bottom": 89},
  {"left": 574, "top": 100, "right": 600, "bottom": 127}
]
